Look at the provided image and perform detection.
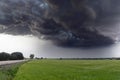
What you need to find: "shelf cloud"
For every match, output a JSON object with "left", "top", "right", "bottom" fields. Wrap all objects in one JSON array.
[{"left": 0, "top": 0, "right": 120, "bottom": 47}]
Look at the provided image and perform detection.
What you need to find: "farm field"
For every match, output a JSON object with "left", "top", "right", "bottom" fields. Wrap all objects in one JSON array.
[{"left": 14, "top": 60, "right": 120, "bottom": 80}]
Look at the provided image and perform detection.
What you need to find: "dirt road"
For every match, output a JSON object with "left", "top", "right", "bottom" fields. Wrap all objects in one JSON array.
[{"left": 0, "top": 60, "right": 27, "bottom": 66}]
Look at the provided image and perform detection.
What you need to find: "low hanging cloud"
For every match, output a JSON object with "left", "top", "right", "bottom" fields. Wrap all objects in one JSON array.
[{"left": 0, "top": 0, "right": 120, "bottom": 47}]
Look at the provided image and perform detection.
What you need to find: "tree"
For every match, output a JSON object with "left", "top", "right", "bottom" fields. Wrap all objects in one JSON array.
[
  {"left": 10, "top": 54, "right": 17, "bottom": 60},
  {"left": 0, "top": 52, "right": 10, "bottom": 61},
  {"left": 10, "top": 52, "right": 24, "bottom": 60},
  {"left": 30, "top": 54, "right": 34, "bottom": 59}
]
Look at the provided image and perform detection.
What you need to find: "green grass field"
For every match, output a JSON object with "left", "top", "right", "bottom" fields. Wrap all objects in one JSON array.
[{"left": 14, "top": 60, "right": 120, "bottom": 80}]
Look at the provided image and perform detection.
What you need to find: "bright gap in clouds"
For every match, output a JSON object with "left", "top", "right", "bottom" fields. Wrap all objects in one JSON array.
[{"left": 0, "top": 34, "right": 42, "bottom": 58}]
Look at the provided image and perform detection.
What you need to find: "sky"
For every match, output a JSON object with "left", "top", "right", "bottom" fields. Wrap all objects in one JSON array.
[
  {"left": 0, "top": 34, "right": 120, "bottom": 58},
  {"left": 0, "top": 34, "right": 41, "bottom": 58},
  {"left": 0, "top": 0, "right": 120, "bottom": 58}
]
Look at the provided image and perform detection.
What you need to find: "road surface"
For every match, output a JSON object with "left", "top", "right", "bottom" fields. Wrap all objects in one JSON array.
[{"left": 0, "top": 60, "right": 27, "bottom": 66}]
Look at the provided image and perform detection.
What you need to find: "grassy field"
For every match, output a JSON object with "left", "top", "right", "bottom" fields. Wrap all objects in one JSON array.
[{"left": 14, "top": 60, "right": 120, "bottom": 80}]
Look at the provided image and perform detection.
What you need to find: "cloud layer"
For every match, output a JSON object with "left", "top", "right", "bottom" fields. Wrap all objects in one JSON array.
[{"left": 0, "top": 0, "right": 120, "bottom": 47}]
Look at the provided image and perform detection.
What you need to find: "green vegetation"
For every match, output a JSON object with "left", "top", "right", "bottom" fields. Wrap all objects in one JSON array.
[
  {"left": 0, "top": 52, "right": 24, "bottom": 61},
  {"left": 14, "top": 60, "right": 120, "bottom": 80},
  {"left": 0, "top": 64, "right": 22, "bottom": 80}
]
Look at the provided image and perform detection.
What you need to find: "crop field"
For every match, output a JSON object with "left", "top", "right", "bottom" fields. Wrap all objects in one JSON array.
[{"left": 14, "top": 60, "right": 120, "bottom": 80}]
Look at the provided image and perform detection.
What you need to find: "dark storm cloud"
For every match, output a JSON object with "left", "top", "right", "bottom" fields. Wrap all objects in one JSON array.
[
  {"left": 0, "top": 0, "right": 47, "bottom": 35},
  {"left": 0, "top": 0, "right": 120, "bottom": 47}
]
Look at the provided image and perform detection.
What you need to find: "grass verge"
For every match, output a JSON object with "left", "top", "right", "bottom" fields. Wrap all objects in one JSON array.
[{"left": 0, "top": 63, "right": 24, "bottom": 80}]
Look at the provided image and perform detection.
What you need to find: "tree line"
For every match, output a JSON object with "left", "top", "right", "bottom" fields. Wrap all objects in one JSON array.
[{"left": 0, "top": 52, "right": 24, "bottom": 61}]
